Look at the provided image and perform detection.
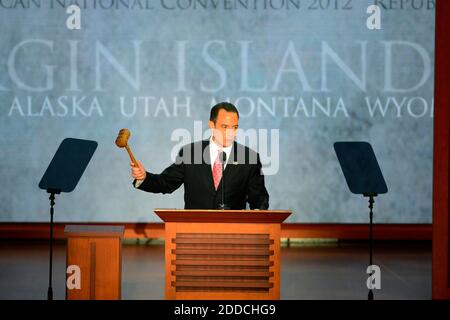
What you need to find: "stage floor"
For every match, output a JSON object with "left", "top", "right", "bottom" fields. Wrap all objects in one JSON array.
[{"left": 0, "top": 239, "right": 431, "bottom": 300}]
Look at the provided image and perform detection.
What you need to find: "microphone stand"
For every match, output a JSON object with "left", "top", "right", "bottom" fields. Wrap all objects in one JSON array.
[
  {"left": 218, "top": 152, "right": 229, "bottom": 210},
  {"left": 364, "top": 193, "right": 377, "bottom": 300},
  {"left": 47, "top": 188, "right": 60, "bottom": 300}
]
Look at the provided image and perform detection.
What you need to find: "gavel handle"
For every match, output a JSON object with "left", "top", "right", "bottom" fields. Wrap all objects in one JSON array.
[{"left": 125, "top": 144, "right": 139, "bottom": 167}]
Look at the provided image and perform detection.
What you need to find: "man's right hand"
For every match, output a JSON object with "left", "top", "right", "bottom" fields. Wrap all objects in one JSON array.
[{"left": 131, "top": 161, "right": 147, "bottom": 181}]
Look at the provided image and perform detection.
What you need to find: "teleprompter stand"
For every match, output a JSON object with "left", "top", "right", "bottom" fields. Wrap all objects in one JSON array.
[
  {"left": 39, "top": 138, "right": 97, "bottom": 300},
  {"left": 334, "top": 142, "right": 388, "bottom": 300}
]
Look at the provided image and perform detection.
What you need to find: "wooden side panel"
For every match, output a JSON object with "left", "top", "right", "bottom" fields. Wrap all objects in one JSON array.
[
  {"left": 165, "top": 223, "right": 177, "bottom": 299},
  {"left": 433, "top": 0, "right": 450, "bottom": 300},
  {"left": 66, "top": 238, "right": 91, "bottom": 300},
  {"left": 66, "top": 237, "right": 122, "bottom": 300},
  {"left": 92, "top": 238, "right": 121, "bottom": 300}
]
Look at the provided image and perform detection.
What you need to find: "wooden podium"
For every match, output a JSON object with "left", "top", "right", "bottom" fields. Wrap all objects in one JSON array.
[
  {"left": 64, "top": 225, "right": 124, "bottom": 300},
  {"left": 155, "top": 209, "right": 292, "bottom": 300}
]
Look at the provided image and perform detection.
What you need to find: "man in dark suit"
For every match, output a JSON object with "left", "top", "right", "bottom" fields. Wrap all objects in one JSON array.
[{"left": 130, "top": 102, "right": 269, "bottom": 210}]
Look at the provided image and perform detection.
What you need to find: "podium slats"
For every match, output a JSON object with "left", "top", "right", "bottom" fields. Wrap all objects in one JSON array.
[
  {"left": 171, "top": 232, "right": 275, "bottom": 294},
  {"left": 172, "top": 270, "right": 273, "bottom": 277},
  {"left": 173, "top": 238, "right": 274, "bottom": 245},
  {"left": 172, "top": 249, "right": 274, "bottom": 255},
  {"left": 172, "top": 281, "right": 274, "bottom": 289},
  {"left": 172, "top": 259, "right": 274, "bottom": 266}
]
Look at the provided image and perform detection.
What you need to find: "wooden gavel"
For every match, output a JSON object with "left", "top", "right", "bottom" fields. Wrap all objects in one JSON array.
[{"left": 115, "top": 128, "right": 138, "bottom": 167}]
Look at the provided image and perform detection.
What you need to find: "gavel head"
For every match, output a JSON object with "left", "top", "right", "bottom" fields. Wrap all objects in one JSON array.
[{"left": 115, "top": 128, "right": 131, "bottom": 148}]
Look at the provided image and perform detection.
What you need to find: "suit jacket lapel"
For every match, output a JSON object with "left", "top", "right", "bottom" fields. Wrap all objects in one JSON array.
[
  {"left": 201, "top": 140, "right": 216, "bottom": 193},
  {"left": 223, "top": 141, "right": 237, "bottom": 175}
]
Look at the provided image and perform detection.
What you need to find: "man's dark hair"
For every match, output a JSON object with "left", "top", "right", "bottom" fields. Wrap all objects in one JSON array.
[{"left": 209, "top": 102, "right": 239, "bottom": 123}]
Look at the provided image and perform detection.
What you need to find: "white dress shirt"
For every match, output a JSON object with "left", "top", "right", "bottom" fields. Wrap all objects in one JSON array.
[{"left": 209, "top": 136, "right": 232, "bottom": 170}]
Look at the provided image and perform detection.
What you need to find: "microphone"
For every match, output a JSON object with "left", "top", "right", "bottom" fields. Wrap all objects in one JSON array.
[{"left": 218, "top": 151, "right": 230, "bottom": 210}]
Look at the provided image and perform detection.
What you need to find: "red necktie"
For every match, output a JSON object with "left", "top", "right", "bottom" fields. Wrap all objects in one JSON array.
[{"left": 212, "top": 153, "right": 223, "bottom": 190}]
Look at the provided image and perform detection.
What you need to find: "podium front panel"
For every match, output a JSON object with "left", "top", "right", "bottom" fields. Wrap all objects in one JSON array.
[{"left": 165, "top": 222, "right": 281, "bottom": 300}]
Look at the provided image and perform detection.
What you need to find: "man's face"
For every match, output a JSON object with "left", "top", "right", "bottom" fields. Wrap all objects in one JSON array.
[{"left": 208, "top": 109, "right": 239, "bottom": 147}]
